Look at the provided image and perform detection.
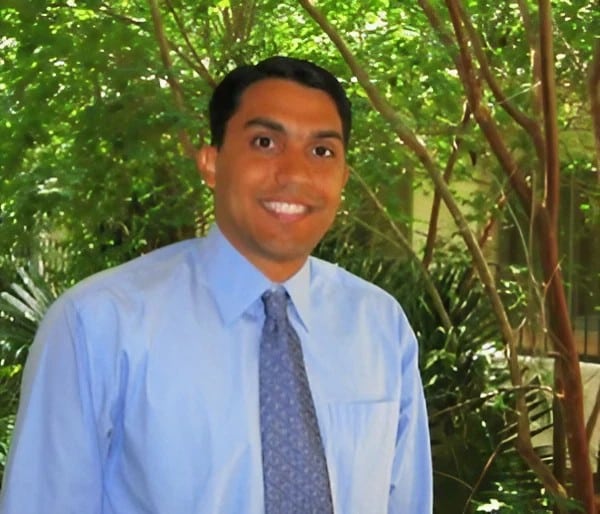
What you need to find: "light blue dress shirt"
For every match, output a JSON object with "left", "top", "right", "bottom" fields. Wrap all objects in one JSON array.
[{"left": 0, "top": 225, "right": 432, "bottom": 514}]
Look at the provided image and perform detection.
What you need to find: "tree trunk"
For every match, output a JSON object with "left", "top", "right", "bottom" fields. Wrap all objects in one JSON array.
[{"left": 535, "top": 207, "right": 595, "bottom": 511}]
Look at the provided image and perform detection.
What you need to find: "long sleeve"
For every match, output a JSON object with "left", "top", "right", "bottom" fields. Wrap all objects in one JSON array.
[
  {"left": 388, "top": 323, "right": 433, "bottom": 514},
  {"left": 1, "top": 230, "right": 435, "bottom": 513},
  {"left": 0, "top": 298, "right": 103, "bottom": 514}
]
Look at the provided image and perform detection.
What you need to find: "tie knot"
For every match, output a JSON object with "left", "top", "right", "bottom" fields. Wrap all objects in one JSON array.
[{"left": 261, "top": 287, "right": 288, "bottom": 324}]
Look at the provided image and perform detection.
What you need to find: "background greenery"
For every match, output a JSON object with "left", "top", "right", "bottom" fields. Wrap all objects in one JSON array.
[{"left": 1, "top": 1, "right": 599, "bottom": 512}]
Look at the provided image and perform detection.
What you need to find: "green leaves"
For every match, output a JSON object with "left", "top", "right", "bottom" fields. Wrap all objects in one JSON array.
[
  {"left": 0, "top": 259, "right": 59, "bottom": 483},
  {"left": 0, "top": 0, "right": 598, "bottom": 506}
]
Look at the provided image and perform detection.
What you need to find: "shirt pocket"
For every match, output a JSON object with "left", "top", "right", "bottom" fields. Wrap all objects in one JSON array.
[{"left": 322, "top": 400, "right": 398, "bottom": 514}]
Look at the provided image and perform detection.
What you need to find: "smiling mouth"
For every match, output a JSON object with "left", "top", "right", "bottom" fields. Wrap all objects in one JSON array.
[{"left": 262, "top": 201, "right": 309, "bottom": 215}]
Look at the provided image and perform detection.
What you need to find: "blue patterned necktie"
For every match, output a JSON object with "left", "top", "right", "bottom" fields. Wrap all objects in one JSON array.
[{"left": 259, "top": 287, "right": 334, "bottom": 513}]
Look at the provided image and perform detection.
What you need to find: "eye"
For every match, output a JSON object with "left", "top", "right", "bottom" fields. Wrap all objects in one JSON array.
[
  {"left": 252, "top": 136, "right": 275, "bottom": 149},
  {"left": 313, "top": 145, "right": 334, "bottom": 158}
]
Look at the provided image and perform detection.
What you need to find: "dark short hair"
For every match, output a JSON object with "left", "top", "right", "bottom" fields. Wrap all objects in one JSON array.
[{"left": 208, "top": 56, "right": 352, "bottom": 148}]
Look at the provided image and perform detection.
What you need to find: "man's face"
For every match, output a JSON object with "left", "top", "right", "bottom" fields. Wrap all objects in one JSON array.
[{"left": 197, "top": 78, "right": 349, "bottom": 281}]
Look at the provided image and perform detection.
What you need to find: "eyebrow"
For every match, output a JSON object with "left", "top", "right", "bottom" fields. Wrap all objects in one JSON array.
[{"left": 244, "top": 117, "right": 344, "bottom": 143}]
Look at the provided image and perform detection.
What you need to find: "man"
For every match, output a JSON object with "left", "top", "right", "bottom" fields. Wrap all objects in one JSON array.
[{"left": 0, "top": 56, "right": 432, "bottom": 513}]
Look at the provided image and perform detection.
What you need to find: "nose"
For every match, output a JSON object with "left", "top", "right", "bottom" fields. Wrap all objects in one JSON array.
[{"left": 274, "top": 146, "right": 312, "bottom": 187}]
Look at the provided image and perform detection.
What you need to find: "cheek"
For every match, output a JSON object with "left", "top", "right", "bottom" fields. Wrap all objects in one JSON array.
[
  {"left": 322, "top": 177, "right": 346, "bottom": 202},
  {"left": 220, "top": 155, "right": 270, "bottom": 184}
]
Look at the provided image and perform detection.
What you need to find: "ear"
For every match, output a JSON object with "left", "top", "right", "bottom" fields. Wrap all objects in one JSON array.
[{"left": 195, "top": 145, "right": 218, "bottom": 188}]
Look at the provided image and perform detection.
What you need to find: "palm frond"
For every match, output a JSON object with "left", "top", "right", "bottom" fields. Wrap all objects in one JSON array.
[{"left": 0, "top": 258, "right": 61, "bottom": 485}]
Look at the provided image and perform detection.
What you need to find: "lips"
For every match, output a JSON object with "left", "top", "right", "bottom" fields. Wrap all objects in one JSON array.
[{"left": 262, "top": 200, "right": 309, "bottom": 215}]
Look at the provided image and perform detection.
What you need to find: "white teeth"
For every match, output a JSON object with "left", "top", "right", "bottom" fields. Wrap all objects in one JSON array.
[{"left": 264, "top": 201, "right": 307, "bottom": 215}]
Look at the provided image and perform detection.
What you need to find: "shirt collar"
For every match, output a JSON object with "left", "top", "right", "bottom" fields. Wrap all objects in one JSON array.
[
  {"left": 201, "top": 224, "right": 311, "bottom": 331},
  {"left": 282, "top": 258, "right": 310, "bottom": 332}
]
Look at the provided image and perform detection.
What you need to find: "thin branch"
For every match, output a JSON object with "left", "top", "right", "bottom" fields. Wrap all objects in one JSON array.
[
  {"left": 516, "top": 0, "right": 535, "bottom": 53},
  {"left": 439, "top": 0, "right": 529, "bottom": 401},
  {"left": 433, "top": 470, "right": 473, "bottom": 491},
  {"left": 241, "top": 0, "right": 257, "bottom": 42},
  {"left": 477, "top": 193, "right": 507, "bottom": 248},
  {"left": 586, "top": 383, "right": 600, "bottom": 443},
  {"left": 430, "top": 383, "right": 554, "bottom": 420},
  {"left": 97, "top": 3, "right": 148, "bottom": 28},
  {"left": 95, "top": 4, "right": 215, "bottom": 89},
  {"left": 440, "top": 0, "right": 532, "bottom": 209},
  {"left": 420, "top": 0, "right": 534, "bottom": 212},
  {"left": 417, "top": 0, "right": 456, "bottom": 50},
  {"left": 147, "top": 0, "right": 194, "bottom": 158},
  {"left": 167, "top": 40, "right": 215, "bottom": 87},
  {"left": 514, "top": 1, "right": 544, "bottom": 281},
  {"left": 516, "top": 0, "right": 543, "bottom": 117},
  {"left": 438, "top": 1, "right": 541, "bottom": 333},
  {"left": 462, "top": 444, "right": 503, "bottom": 514},
  {"left": 351, "top": 172, "right": 453, "bottom": 331},
  {"left": 538, "top": 0, "right": 560, "bottom": 229},
  {"left": 164, "top": 0, "right": 217, "bottom": 88},
  {"left": 422, "top": 102, "right": 471, "bottom": 270},
  {"left": 454, "top": 0, "right": 545, "bottom": 164},
  {"left": 589, "top": 39, "right": 600, "bottom": 178}
]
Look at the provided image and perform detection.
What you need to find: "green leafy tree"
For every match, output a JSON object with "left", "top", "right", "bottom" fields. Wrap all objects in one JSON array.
[{"left": 1, "top": 1, "right": 599, "bottom": 511}]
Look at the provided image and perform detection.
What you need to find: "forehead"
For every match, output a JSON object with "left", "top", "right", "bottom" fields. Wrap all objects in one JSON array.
[{"left": 232, "top": 78, "right": 342, "bottom": 130}]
